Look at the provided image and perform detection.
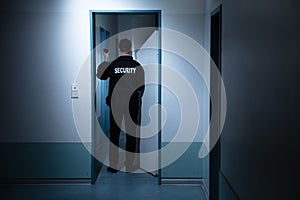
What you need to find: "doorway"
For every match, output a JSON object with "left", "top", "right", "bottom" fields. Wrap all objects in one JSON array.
[
  {"left": 90, "top": 10, "right": 161, "bottom": 184},
  {"left": 210, "top": 5, "right": 222, "bottom": 200}
]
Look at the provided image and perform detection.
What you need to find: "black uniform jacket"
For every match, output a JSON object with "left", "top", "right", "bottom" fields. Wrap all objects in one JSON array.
[{"left": 96, "top": 56, "right": 145, "bottom": 108}]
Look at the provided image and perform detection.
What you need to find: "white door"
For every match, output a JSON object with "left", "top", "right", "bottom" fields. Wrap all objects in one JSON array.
[{"left": 136, "top": 30, "right": 159, "bottom": 174}]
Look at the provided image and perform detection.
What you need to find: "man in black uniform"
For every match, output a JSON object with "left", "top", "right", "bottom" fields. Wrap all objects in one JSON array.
[{"left": 97, "top": 39, "right": 145, "bottom": 173}]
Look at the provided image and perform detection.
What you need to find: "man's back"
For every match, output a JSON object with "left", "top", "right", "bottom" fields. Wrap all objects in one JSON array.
[
  {"left": 98, "top": 55, "right": 144, "bottom": 108},
  {"left": 103, "top": 55, "right": 144, "bottom": 96}
]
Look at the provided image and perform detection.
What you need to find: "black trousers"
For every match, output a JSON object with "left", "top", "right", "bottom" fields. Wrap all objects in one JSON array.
[{"left": 109, "top": 98, "right": 141, "bottom": 169}]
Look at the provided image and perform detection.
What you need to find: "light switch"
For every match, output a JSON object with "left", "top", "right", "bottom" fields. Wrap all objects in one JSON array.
[{"left": 71, "top": 85, "right": 79, "bottom": 99}]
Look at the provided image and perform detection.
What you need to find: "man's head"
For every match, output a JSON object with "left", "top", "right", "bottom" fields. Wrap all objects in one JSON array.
[{"left": 119, "top": 38, "right": 132, "bottom": 54}]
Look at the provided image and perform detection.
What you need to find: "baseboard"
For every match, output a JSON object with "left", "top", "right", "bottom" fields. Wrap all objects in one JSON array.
[{"left": 161, "top": 178, "right": 203, "bottom": 185}]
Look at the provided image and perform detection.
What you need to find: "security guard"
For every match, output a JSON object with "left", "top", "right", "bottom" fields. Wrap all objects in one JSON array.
[{"left": 97, "top": 39, "right": 145, "bottom": 173}]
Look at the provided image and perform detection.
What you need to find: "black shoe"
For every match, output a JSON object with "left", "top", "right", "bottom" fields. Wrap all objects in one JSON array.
[{"left": 107, "top": 167, "right": 119, "bottom": 173}]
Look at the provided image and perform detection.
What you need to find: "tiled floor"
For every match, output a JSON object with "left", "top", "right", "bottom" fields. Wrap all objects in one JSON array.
[{"left": 0, "top": 168, "right": 207, "bottom": 200}]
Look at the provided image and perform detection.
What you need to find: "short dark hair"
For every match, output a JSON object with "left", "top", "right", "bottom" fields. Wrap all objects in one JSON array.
[{"left": 119, "top": 38, "right": 132, "bottom": 53}]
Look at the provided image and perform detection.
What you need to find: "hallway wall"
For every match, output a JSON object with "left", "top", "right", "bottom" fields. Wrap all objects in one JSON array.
[
  {"left": 0, "top": 0, "right": 209, "bottom": 181},
  {"left": 220, "top": 0, "right": 299, "bottom": 199}
]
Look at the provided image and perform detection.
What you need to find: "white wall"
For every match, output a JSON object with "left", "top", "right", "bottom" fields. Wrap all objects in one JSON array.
[{"left": 1, "top": 0, "right": 208, "bottom": 144}]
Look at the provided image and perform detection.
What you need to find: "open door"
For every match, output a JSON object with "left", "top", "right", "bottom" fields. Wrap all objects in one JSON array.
[
  {"left": 92, "top": 25, "right": 111, "bottom": 184},
  {"left": 136, "top": 29, "right": 160, "bottom": 176},
  {"left": 210, "top": 5, "right": 222, "bottom": 200},
  {"left": 97, "top": 27, "right": 110, "bottom": 134}
]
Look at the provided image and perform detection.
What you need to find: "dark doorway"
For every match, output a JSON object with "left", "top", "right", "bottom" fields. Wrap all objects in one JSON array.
[
  {"left": 90, "top": 11, "right": 161, "bottom": 184},
  {"left": 210, "top": 5, "right": 222, "bottom": 200}
]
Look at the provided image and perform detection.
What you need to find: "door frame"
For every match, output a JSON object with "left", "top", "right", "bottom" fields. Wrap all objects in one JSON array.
[
  {"left": 210, "top": 5, "right": 222, "bottom": 200},
  {"left": 89, "top": 10, "right": 162, "bottom": 184}
]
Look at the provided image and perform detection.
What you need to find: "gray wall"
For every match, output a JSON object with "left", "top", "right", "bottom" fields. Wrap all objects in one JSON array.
[
  {"left": 0, "top": 8, "right": 80, "bottom": 143},
  {"left": 0, "top": 0, "right": 207, "bottom": 143},
  {"left": 0, "top": 2, "right": 93, "bottom": 179},
  {"left": 221, "top": 0, "right": 299, "bottom": 199}
]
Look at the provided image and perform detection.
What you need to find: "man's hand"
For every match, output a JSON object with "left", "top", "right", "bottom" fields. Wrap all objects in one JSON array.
[{"left": 103, "top": 49, "right": 110, "bottom": 62}]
